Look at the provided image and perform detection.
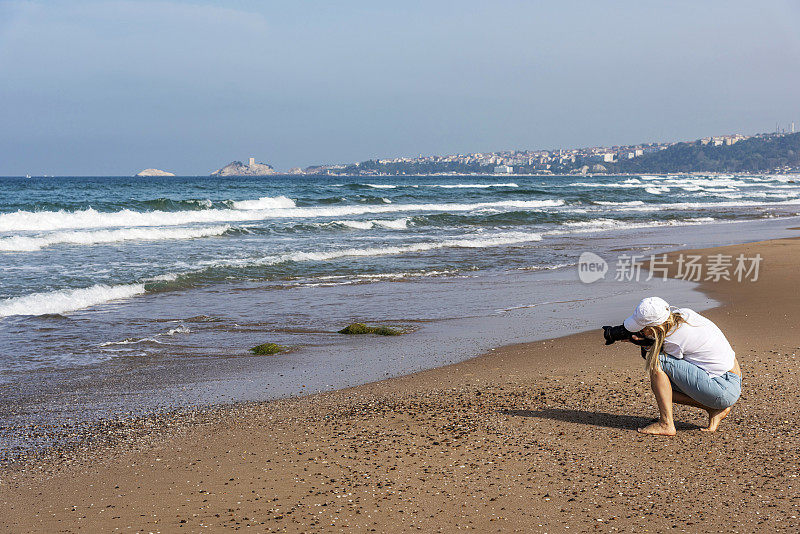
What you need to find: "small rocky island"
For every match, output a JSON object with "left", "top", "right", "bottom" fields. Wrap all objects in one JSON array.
[
  {"left": 135, "top": 168, "right": 175, "bottom": 177},
  {"left": 212, "top": 157, "right": 276, "bottom": 176}
]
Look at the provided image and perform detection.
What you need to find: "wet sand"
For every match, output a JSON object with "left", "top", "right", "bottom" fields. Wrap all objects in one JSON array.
[{"left": 2, "top": 237, "right": 799, "bottom": 532}]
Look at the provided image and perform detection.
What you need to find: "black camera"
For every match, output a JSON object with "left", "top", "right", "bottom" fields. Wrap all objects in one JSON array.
[{"left": 602, "top": 324, "right": 654, "bottom": 347}]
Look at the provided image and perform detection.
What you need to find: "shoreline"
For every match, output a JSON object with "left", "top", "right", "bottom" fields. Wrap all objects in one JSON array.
[
  {"left": 5, "top": 215, "right": 798, "bottom": 454},
  {"left": 3, "top": 233, "right": 800, "bottom": 531},
  {"left": 0, "top": 217, "right": 795, "bottom": 460}
]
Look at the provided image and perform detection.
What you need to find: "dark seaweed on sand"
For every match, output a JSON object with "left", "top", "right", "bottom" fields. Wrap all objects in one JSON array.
[
  {"left": 250, "top": 343, "right": 289, "bottom": 355},
  {"left": 338, "top": 323, "right": 403, "bottom": 336}
]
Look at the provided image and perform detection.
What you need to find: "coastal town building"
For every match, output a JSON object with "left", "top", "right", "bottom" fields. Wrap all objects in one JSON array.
[
  {"left": 700, "top": 134, "right": 746, "bottom": 146},
  {"left": 298, "top": 129, "right": 795, "bottom": 175}
]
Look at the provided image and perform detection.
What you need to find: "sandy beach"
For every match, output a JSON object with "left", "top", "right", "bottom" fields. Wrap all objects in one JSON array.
[{"left": 2, "top": 235, "right": 799, "bottom": 532}]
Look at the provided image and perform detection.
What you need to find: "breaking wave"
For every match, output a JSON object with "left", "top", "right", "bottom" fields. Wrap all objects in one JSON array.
[
  {"left": 0, "top": 230, "right": 544, "bottom": 316},
  {"left": 0, "top": 283, "right": 146, "bottom": 317},
  {"left": 333, "top": 218, "right": 410, "bottom": 230},
  {"left": 0, "top": 199, "right": 565, "bottom": 232},
  {"left": 0, "top": 225, "right": 232, "bottom": 252},
  {"left": 230, "top": 196, "right": 296, "bottom": 210}
]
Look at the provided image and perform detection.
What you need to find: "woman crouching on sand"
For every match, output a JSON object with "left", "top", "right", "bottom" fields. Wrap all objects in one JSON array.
[{"left": 623, "top": 297, "right": 742, "bottom": 435}]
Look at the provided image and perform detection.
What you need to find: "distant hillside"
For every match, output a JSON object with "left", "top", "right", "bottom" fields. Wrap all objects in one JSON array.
[
  {"left": 610, "top": 133, "right": 800, "bottom": 173},
  {"left": 303, "top": 132, "right": 800, "bottom": 176}
]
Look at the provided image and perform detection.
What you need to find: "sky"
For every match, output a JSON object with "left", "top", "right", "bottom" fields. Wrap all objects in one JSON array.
[{"left": 1, "top": 0, "right": 799, "bottom": 175}]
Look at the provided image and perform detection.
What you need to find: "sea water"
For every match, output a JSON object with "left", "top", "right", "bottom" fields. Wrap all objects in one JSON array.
[{"left": 1, "top": 173, "right": 799, "bottom": 451}]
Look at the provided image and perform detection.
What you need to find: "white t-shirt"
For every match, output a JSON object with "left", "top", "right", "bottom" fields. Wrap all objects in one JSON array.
[{"left": 662, "top": 308, "right": 735, "bottom": 378}]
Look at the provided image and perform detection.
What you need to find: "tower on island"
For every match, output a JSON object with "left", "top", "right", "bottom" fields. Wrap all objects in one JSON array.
[{"left": 248, "top": 157, "right": 255, "bottom": 166}]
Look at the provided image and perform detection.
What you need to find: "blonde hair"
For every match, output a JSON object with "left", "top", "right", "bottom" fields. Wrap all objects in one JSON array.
[{"left": 641, "top": 311, "right": 686, "bottom": 373}]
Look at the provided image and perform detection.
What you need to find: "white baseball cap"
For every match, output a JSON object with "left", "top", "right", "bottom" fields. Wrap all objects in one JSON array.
[{"left": 624, "top": 296, "right": 671, "bottom": 332}]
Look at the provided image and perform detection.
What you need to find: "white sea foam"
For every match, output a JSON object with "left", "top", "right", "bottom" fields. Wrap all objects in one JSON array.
[
  {"left": 645, "top": 186, "right": 670, "bottom": 194},
  {"left": 424, "top": 183, "right": 519, "bottom": 188},
  {"left": 100, "top": 337, "right": 164, "bottom": 347},
  {"left": 608, "top": 198, "right": 800, "bottom": 212},
  {"left": 0, "top": 283, "right": 145, "bottom": 317},
  {"left": 275, "top": 232, "right": 542, "bottom": 264},
  {"left": 1, "top": 231, "right": 545, "bottom": 318},
  {"left": 0, "top": 199, "right": 564, "bottom": 232},
  {"left": 334, "top": 217, "right": 410, "bottom": 230},
  {"left": 180, "top": 231, "right": 544, "bottom": 273},
  {"left": 570, "top": 181, "right": 660, "bottom": 189},
  {"left": 99, "top": 324, "right": 190, "bottom": 348},
  {"left": 299, "top": 269, "right": 464, "bottom": 287},
  {"left": 747, "top": 190, "right": 800, "bottom": 199},
  {"left": 375, "top": 217, "right": 411, "bottom": 229},
  {"left": 548, "top": 217, "right": 716, "bottom": 235},
  {"left": 230, "top": 195, "right": 296, "bottom": 210},
  {"left": 572, "top": 176, "right": 769, "bottom": 191},
  {"left": 702, "top": 187, "right": 738, "bottom": 193},
  {"left": 592, "top": 200, "right": 645, "bottom": 206},
  {"left": 165, "top": 325, "right": 191, "bottom": 336},
  {"left": 147, "top": 272, "right": 179, "bottom": 282},
  {"left": 516, "top": 262, "right": 575, "bottom": 272},
  {"left": 761, "top": 183, "right": 800, "bottom": 189},
  {"left": 768, "top": 175, "right": 800, "bottom": 183},
  {"left": 336, "top": 220, "right": 374, "bottom": 230},
  {"left": 340, "top": 182, "right": 520, "bottom": 189},
  {"left": 0, "top": 225, "right": 232, "bottom": 252}
]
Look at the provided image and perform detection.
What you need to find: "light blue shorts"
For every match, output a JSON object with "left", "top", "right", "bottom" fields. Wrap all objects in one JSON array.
[{"left": 659, "top": 354, "right": 741, "bottom": 410}]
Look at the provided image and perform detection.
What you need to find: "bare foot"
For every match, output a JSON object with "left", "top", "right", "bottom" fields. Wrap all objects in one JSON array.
[
  {"left": 637, "top": 421, "right": 676, "bottom": 436},
  {"left": 701, "top": 406, "right": 732, "bottom": 432}
]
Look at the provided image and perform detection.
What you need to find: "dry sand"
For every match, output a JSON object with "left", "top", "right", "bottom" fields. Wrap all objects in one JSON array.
[{"left": 1, "top": 238, "right": 799, "bottom": 532}]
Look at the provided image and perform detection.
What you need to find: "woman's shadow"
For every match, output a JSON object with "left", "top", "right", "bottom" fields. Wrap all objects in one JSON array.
[{"left": 501, "top": 408, "right": 700, "bottom": 431}]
